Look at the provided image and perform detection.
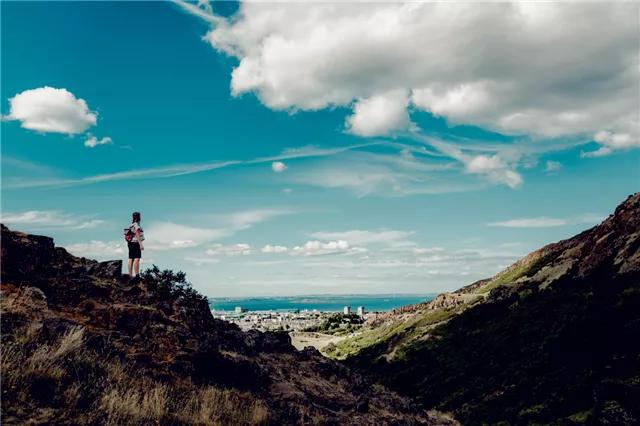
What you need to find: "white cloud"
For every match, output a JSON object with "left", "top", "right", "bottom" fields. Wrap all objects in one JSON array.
[
  {"left": 307, "top": 229, "right": 414, "bottom": 246},
  {"left": 184, "top": 256, "right": 221, "bottom": 266},
  {"left": 4, "top": 87, "right": 97, "bottom": 134},
  {"left": 141, "top": 208, "right": 297, "bottom": 251},
  {"left": 346, "top": 90, "right": 411, "bottom": 136},
  {"left": 422, "top": 136, "right": 522, "bottom": 188},
  {"left": 206, "top": 243, "right": 252, "bottom": 256},
  {"left": 184, "top": 2, "right": 638, "bottom": 144},
  {"left": 412, "top": 247, "right": 445, "bottom": 255},
  {"left": 487, "top": 213, "right": 604, "bottom": 228},
  {"left": 287, "top": 149, "right": 472, "bottom": 196},
  {"left": 593, "top": 130, "right": 638, "bottom": 150},
  {"left": 580, "top": 147, "right": 612, "bottom": 158},
  {"left": 144, "top": 222, "right": 229, "bottom": 250},
  {"left": 271, "top": 161, "right": 287, "bottom": 172},
  {"left": 5, "top": 142, "right": 373, "bottom": 189},
  {"left": 223, "top": 208, "right": 295, "bottom": 230},
  {"left": 261, "top": 244, "right": 289, "bottom": 254},
  {"left": 0, "top": 210, "right": 104, "bottom": 230},
  {"left": 66, "top": 240, "right": 124, "bottom": 259},
  {"left": 544, "top": 160, "right": 562, "bottom": 173},
  {"left": 465, "top": 154, "right": 523, "bottom": 188},
  {"left": 291, "top": 240, "right": 366, "bottom": 256},
  {"left": 581, "top": 130, "right": 639, "bottom": 157},
  {"left": 84, "top": 135, "right": 112, "bottom": 148}
]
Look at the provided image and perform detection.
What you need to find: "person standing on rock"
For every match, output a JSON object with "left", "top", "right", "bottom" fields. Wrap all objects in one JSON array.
[{"left": 125, "top": 211, "right": 144, "bottom": 279}]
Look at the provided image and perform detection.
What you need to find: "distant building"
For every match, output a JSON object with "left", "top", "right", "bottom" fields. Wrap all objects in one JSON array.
[
  {"left": 235, "top": 306, "right": 247, "bottom": 313},
  {"left": 357, "top": 306, "right": 366, "bottom": 316},
  {"left": 343, "top": 306, "right": 351, "bottom": 315}
]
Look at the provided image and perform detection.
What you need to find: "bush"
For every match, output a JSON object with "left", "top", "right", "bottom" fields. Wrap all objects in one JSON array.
[{"left": 140, "top": 265, "right": 206, "bottom": 303}]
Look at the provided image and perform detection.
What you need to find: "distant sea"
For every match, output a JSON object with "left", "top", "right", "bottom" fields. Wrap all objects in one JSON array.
[{"left": 208, "top": 294, "right": 436, "bottom": 313}]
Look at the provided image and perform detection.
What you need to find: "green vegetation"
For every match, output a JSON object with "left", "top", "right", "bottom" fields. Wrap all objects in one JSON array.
[
  {"left": 141, "top": 265, "right": 206, "bottom": 303},
  {"left": 473, "top": 251, "right": 550, "bottom": 295},
  {"left": 323, "top": 306, "right": 458, "bottom": 360},
  {"left": 566, "top": 410, "right": 592, "bottom": 423},
  {"left": 304, "top": 313, "right": 364, "bottom": 336}
]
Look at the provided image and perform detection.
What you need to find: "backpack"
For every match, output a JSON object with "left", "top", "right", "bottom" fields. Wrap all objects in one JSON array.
[{"left": 124, "top": 225, "right": 135, "bottom": 242}]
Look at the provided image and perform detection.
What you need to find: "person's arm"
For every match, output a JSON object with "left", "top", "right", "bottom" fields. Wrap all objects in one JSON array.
[{"left": 135, "top": 228, "right": 144, "bottom": 250}]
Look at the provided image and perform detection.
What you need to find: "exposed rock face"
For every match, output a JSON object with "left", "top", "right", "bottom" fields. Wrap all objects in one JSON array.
[
  {"left": 0, "top": 225, "right": 455, "bottom": 425},
  {"left": 338, "top": 193, "right": 640, "bottom": 425}
]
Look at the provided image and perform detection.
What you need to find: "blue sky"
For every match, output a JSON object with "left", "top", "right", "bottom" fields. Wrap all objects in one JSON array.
[{"left": 2, "top": 1, "right": 638, "bottom": 296}]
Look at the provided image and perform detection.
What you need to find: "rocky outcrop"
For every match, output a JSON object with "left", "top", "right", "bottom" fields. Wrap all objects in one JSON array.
[{"left": 0, "top": 224, "right": 455, "bottom": 425}]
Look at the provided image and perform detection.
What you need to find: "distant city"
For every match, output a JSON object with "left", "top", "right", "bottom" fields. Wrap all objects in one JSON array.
[
  {"left": 209, "top": 294, "right": 434, "bottom": 313},
  {"left": 209, "top": 294, "right": 435, "bottom": 333}
]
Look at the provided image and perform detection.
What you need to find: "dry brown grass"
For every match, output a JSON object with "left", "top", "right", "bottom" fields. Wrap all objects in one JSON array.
[
  {"left": 99, "top": 383, "right": 169, "bottom": 425},
  {"left": 1, "top": 320, "right": 270, "bottom": 425}
]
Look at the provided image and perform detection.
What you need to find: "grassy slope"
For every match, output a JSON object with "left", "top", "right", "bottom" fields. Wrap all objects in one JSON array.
[
  {"left": 323, "top": 193, "right": 640, "bottom": 424},
  {"left": 323, "top": 248, "right": 547, "bottom": 361}
]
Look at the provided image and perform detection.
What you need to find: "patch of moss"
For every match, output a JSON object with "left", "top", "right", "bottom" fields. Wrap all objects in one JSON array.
[
  {"left": 474, "top": 251, "right": 551, "bottom": 295},
  {"left": 566, "top": 409, "right": 592, "bottom": 423}
]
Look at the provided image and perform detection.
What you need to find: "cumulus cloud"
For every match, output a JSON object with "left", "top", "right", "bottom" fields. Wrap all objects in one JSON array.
[
  {"left": 271, "top": 161, "right": 287, "bottom": 172},
  {"left": 206, "top": 243, "right": 252, "bottom": 256},
  {"left": 581, "top": 130, "right": 639, "bottom": 157},
  {"left": 346, "top": 90, "right": 411, "bottom": 136},
  {"left": 465, "top": 154, "right": 523, "bottom": 188},
  {"left": 184, "top": 1, "right": 638, "bottom": 144},
  {"left": 0, "top": 210, "right": 104, "bottom": 230},
  {"left": 487, "top": 213, "right": 604, "bottom": 228},
  {"left": 84, "top": 134, "right": 112, "bottom": 148},
  {"left": 261, "top": 244, "right": 289, "bottom": 254},
  {"left": 4, "top": 87, "right": 97, "bottom": 134}
]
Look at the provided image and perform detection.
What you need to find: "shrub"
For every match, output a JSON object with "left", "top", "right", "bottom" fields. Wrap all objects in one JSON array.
[{"left": 140, "top": 265, "right": 206, "bottom": 303}]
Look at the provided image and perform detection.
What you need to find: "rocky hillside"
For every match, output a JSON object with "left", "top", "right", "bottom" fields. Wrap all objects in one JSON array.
[
  {"left": 326, "top": 193, "right": 640, "bottom": 425},
  {"left": 0, "top": 224, "right": 456, "bottom": 425}
]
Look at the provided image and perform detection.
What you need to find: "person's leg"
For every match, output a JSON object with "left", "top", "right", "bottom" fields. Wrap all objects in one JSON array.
[
  {"left": 128, "top": 258, "right": 134, "bottom": 276},
  {"left": 133, "top": 258, "right": 140, "bottom": 276}
]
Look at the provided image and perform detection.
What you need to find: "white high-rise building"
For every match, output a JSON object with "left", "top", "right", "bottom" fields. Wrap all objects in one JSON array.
[
  {"left": 357, "top": 306, "right": 365, "bottom": 317},
  {"left": 343, "top": 306, "right": 351, "bottom": 315}
]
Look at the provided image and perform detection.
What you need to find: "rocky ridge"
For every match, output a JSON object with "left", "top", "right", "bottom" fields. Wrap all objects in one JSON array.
[{"left": 0, "top": 224, "right": 456, "bottom": 425}]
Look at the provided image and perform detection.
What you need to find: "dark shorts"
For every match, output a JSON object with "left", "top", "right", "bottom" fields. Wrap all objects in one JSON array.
[{"left": 128, "top": 241, "right": 141, "bottom": 259}]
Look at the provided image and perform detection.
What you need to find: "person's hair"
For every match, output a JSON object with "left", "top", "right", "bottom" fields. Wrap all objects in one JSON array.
[{"left": 132, "top": 212, "right": 141, "bottom": 223}]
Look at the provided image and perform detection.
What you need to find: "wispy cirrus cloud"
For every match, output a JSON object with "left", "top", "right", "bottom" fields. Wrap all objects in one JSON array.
[
  {"left": 66, "top": 240, "right": 124, "bottom": 259},
  {"left": 285, "top": 148, "right": 476, "bottom": 197},
  {"left": 307, "top": 229, "right": 415, "bottom": 246},
  {"left": 144, "top": 222, "right": 229, "bottom": 250},
  {"left": 3, "top": 142, "right": 377, "bottom": 190},
  {"left": 145, "top": 207, "right": 301, "bottom": 251},
  {"left": 205, "top": 243, "right": 252, "bottom": 256},
  {"left": 0, "top": 210, "right": 105, "bottom": 230},
  {"left": 486, "top": 213, "right": 604, "bottom": 228}
]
